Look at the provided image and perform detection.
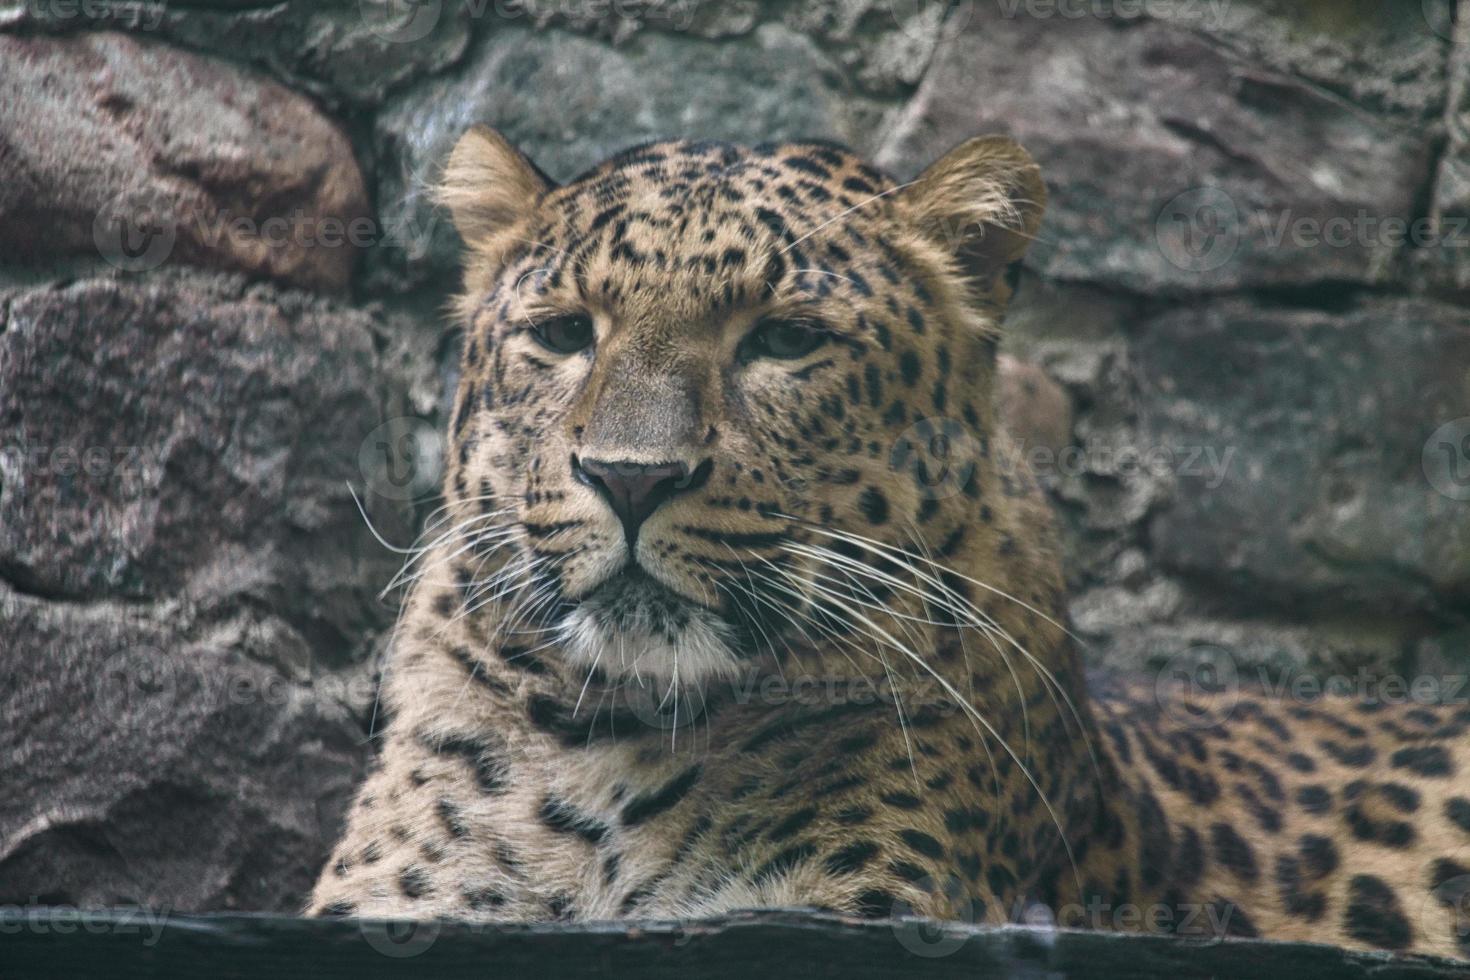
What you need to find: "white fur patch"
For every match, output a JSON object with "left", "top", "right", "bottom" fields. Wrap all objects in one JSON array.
[{"left": 556, "top": 587, "right": 742, "bottom": 691}]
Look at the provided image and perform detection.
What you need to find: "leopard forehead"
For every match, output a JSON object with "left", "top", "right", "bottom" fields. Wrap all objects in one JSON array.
[{"left": 457, "top": 137, "right": 1000, "bottom": 455}]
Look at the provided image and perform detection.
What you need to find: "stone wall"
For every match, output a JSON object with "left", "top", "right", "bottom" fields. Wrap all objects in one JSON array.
[{"left": 1, "top": 0, "right": 1466, "bottom": 913}]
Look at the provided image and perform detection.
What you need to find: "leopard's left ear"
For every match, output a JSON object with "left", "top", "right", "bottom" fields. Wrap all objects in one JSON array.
[
  {"left": 437, "top": 125, "right": 557, "bottom": 245},
  {"left": 899, "top": 136, "right": 1046, "bottom": 284}
]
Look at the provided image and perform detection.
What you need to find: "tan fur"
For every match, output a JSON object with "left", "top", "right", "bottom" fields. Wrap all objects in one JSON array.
[{"left": 310, "top": 131, "right": 1470, "bottom": 962}]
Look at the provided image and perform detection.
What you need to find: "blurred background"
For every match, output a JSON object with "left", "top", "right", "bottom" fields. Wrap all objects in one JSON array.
[{"left": 1, "top": 0, "right": 1466, "bottom": 916}]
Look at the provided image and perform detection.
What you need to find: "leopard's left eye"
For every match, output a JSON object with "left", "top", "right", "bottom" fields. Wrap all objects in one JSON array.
[
  {"left": 740, "top": 318, "right": 829, "bottom": 362},
  {"left": 530, "top": 314, "right": 595, "bottom": 355}
]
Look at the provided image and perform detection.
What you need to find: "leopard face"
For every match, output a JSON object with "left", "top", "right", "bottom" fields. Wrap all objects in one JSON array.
[{"left": 438, "top": 130, "right": 1046, "bottom": 693}]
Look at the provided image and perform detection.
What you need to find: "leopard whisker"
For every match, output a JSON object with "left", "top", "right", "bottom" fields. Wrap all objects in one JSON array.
[
  {"left": 774, "top": 562, "right": 1083, "bottom": 893},
  {"left": 774, "top": 516, "right": 1101, "bottom": 782}
]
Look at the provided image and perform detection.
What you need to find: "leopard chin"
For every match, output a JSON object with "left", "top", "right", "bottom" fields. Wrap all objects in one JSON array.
[{"left": 554, "top": 566, "right": 743, "bottom": 690}]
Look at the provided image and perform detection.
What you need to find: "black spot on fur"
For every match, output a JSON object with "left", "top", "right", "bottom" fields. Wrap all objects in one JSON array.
[
  {"left": 621, "top": 765, "right": 703, "bottom": 826},
  {"left": 437, "top": 798, "right": 470, "bottom": 838},
  {"left": 1296, "top": 785, "right": 1331, "bottom": 815},
  {"left": 1390, "top": 744, "right": 1453, "bottom": 777},
  {"left": 540, "top": 796, "right": 611, "bottom": 846},
  {"left": 858, "top": 486, "right": 889, "bottom": 524},
  {"left": 1343, "top": 874, "right": 1412, "bottom": 950},
  {"left": 897, "top": 829, "right": 945, "bottom": 860},
  {"left": 767, "top": 807, "right": 819, "bottom": 842},
  {"left": 825, "top": 840, "right": 880, "bottom": 875},
  {"left": 463, "top": 886, "right": 505, "bottom": 910},
  {"left": 398, "top": 865, "right": 433, "bottom": 899},
  {"left": 855, "top": 890, "right": 897, "bottom": 918},
  {"left": 1448, "top": 796, "right": 1470, "bottom": 833},
  {"left": 1210, "top": 822, "right": 1258, "bottom": 883}
]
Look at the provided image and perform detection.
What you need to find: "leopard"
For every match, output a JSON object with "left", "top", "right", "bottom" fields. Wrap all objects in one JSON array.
[{"left": 309, "top": 126, "right": 1470, "bottom": 962}]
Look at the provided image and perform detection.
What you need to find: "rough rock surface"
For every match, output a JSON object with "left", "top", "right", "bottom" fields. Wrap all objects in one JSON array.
[
  {"left": 0, "top": 582, "right": 370, "bottom": 911},
  {"left": 876, "top": 3, "right": 1441, "bottom": 292},
  {"left": 0, "top": 273, "right": 402, "bottom": 648},
  {"left": 1136, "top": 296, "right": 1470, "bottom": 614},
  {"left": 0, "top": 31, "right": 369, "bottom": 292},
  {"left": 0, "top": 271, "right": 409, "bottom": 908},
  {"left": 370, "top": 22, "right": 890, "bottom": 289}
]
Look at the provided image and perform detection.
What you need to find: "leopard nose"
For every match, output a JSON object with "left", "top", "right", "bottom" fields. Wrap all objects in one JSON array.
[{"left": 572, "top": 455, "right": 711, "bottom": 544}]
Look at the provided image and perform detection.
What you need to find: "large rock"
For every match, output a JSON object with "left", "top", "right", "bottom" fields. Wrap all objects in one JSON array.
[
  {"left": 1134, "top": 295, "right": 1470, "bottom": 613},
  {"left": 1418, "top": 2, "right": 1470, "bottom": 296},
  {"left": 0, "top": 272, "right": 405, "bottom": 653},
  {"left": 877, "top": 4, "right": 1441, "bottom": 293},
  {"left": 370, "top": 22, "right": 889, "bottom": 288},
  {"left": 0, "top": 0, "right": 475, "bottom": 108},
  {"left": 0, "top": 269, "right": 422, "bottom": 911},
  {"left": 0, "top": 582, "right": 370, "bottom": 911},
  {"left": 0, "top": 32, "right": 369, "bottom": 292}
]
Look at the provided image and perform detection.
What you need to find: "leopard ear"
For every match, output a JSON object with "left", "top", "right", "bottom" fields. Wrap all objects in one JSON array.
[
  {"left": 900, "top": 136, "right": 1045, "bottom": 283},
  {"left": 438, "top": 125, "right": 556, "bottom": 244}
]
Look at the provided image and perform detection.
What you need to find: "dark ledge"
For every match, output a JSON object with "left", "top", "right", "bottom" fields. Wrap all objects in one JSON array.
[{"left": 0, "top": 908, "right": 1464, "bottom": 979}]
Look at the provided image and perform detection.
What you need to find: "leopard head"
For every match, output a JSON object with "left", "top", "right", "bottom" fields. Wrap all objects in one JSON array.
[{"left": 436, "top": 128, "right": 1050, "bottom": 696}]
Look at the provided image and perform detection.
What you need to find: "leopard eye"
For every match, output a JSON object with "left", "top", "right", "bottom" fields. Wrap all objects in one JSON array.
[
  {"left": 741, "top": 318, "right": 829, "bottom": 362},
  {"left": 530, "top": 314, "right": 595, "bottom": 355}
]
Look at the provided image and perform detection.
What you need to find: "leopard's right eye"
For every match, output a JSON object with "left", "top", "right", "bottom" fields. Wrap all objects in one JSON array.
[{"left": 530, "top": 314, "right": 595, "bottom": 355}]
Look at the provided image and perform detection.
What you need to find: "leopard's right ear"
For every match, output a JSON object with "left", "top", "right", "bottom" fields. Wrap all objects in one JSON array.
[{"left": 437, "top": 125, "right": 556, "bottom": 244}]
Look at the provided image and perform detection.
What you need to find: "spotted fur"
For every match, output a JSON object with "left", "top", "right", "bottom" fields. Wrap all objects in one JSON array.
[{"left": 310, "top": 129, "right": 1470, "bottom": 961}]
